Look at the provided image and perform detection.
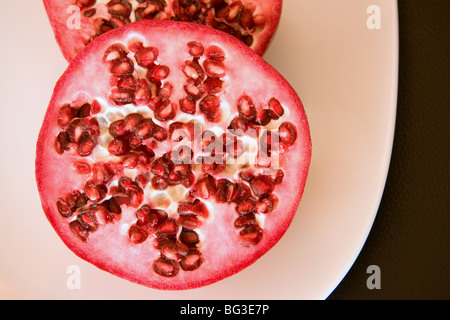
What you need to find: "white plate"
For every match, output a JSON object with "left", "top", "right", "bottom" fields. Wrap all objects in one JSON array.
[{"left": 0, "top": 0, "right": 398, "bottom": 299}]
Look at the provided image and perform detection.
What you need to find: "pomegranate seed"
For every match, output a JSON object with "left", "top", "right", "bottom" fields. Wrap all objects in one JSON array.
[
  {"left": 127, "top": 133, "right": 141, "bottom": 149},
  {"left": 182, "top": 60, "right": 204, "bottom": 82},
  {"left": 84, "top": 180, "right": 107, "bottom": 202},
  {"left": 233, "top": 182, "right": 252, "bottom": 203},
  {"left": 180, "top": 252, "right": 203, "bottom": 271},
  {"left": 148, "top": 64, "right": 170, "bottom": 81},
  {"left": 189, "top": 174, "right": 217, "bottom": 199},
  {"left": 238, "top": 225, "right": 263, "bottom": 247},
  {"left": 187, "top": 41, "right": 204, "bottom": 57},
  {"left": 169, "top": 122, "right": 188, "bottom": 142},
  {"left": 135, "top": 205, "right": 151, "bottom": 224},
  {"left": 108, "top": 138, "right": 130, "bottom": 156},
  {"left": 67, "top": 119, "right": 89, "bottom": 143},
  {"left": 250, "top": 175, "right": 274, "bottom": 198},
  {"left": 77, "top": 134, "right": 95, "bottom": 156},
  {"left": 70, "top": 220, "right": 89, "bottom": 243},
  {"left": 184, "top": 79, "right": 205, "bottom": 100},
  {"left": 128, "top": 40, "right": 143, "bottom": 53},
  {"left": 107, "top": 1, "right": 132, "bottom": 17},
  {"left": 126, "top": 186, "right": 144, "bottom": 208},
  {"left": 90, "top": 204, "right": 113, "bottom": 225},
  {"left": 239, "top": 169, "right": 255, "bottom": 182},
  {"left": 264, "top": 169, "right": 284, "bottom": 185},
  {"left": 239, "top": 8, "right": 255, "bottom": 30},
  {"left": 157, "top": 218, "right": 179, "bottom": 237},
  {"left": 103, "top": 44, "right": 128, "bottom": 63},
  {"left": 77, "top": 210, "right": 98, "bottom": 232},
  {"left": 205, "top": 45, "right": 225, "bottom": 62},
  {"left": 77, "top": 103, "right": 91, "bottom": 118},
  {"left": 253, "top": 107, "right": 271, "bottom": 126},
  {"left": 203, "top": 59, "right": 226, "bottom": 78},
  {"left": 151, "top": 175, "right": 169, "bottom": 190},
  {"left": 153, "top": 256, "right": 180, "bottom": 277},
  {"left": 179, "top": 228, "right": 200, "bottom": 247},
  {"left": 135, "top": 174, "right": 149, "bottom": 189},
  {"left": 180, "top": 91, "right": 198, "bottom": 111},
  {"left": 256, "top": 194, "right": 279, "bottom": 214},
  {"left": 123, "top": 113, "right": 144, "bottom": 131},
  {"left": 158, "top": 82, "right": 173, "bottom": 102},
  {"left": 129, "top": 225, "right": 148, "bottom": 244},
  {"left": 216, "top": 179, "right": 239, "bottom": 203},
  {"left": 103, "top": 196, "right": 122, "bottom": 214},
  {"left": 65, "top": 191, "right": 81, "bottom": 209},
  {"left": 92, "top": 163, "right": 116, "bottom": 184},
  {"left": 268, "top": 98, "right": 284, "bottom": 119},
  {"left": 225, "top": 1, "right": 243, "bottom": 23},
  {"left": 178, "top": 199, "right": 209, "bottom": 219},
  {"left": 134, "top": 79, "right": 152, "bottom": 105},
  {"left": 83, "top": 8, "right": 96, "bottom": 18},
  {"left": 135, "top": 46, "right": 158, "bottom": 68},
  {"left": 181, "top": 172, "right": 195, "bottom": 188},
  {"left": 74, "top": 161, "right": 91, "bottom": 174},
  {"left": 160, "top": 242, "right": 180, "bottom": 260},
  {"left": 110, "top": 87, "right": 135, "bottom": 105},
  {"left": 151, "top": 158, "right": 170, "bottom": 177},
  {"left": 110, "top": 58, "right": 134, "bottom": 76},
  {"left": 154, "top": 100, "right": 177, "bottom": 121},
  {"left": 279, "top": 122, "right": 298, "bottom": 146},
  {"left": 109, "top": 119, "right": 127, "bottom": 137},
  {"left": 167, "top": 242, "right": 190, "bottom": 260},
  {"left": 237, "top": 95, "right": 256, "bottom": 120},
  {"left": 151, "top": 209, "right": 168, "bottom": 227},
  {"left": 134, "top": 118, "right": 154, "bottom": 139},
  {"left": 199, "top": 95, "right": 221, "bottom": 122},
  {"left": 151, "top": 123, "right": 167, "bottom": 141},
  {"left": 57, "top": 198, "right": 73, "bottom": 218},
  {"left": 116, "top": 76, "right": 136, "bottom": 92},
  {"left": 55, "top": 131, "right": 70, "bottom": 155},
  {"left": 236, "top": 197, "right": 256, "bottom": 215},
  {"left": 202, "top": 77, "right": 223, "bottom": 95},
  {"left": 76, "top": 0, "right": 96, "bottom": 9},
  {"left": 228, "top": 116, "right": 251, "bottom": 136},
  {"left": 57, "top": 104, "right": 76, "bottom": 128},
  {"left": 90, "top": 100, "right": 101, "bottom": 114},
  {"left": 234, "top": 212, "right": 257, "bottom": 228}
]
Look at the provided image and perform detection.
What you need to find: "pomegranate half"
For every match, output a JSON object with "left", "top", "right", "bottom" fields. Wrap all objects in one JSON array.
[
  {"left": 36, "top": 20, "right": 311, "bottom": 290},
  {"left": 43, "top": 0, "right": 282, "bottom": 61}
]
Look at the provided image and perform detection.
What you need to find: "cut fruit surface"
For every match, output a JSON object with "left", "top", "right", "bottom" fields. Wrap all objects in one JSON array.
[
  {"left": 43, "top": 0, "right": 282, "bottom": 61},
  {"left": 36, "top": 20, "right": 311, "bottom": 290}
]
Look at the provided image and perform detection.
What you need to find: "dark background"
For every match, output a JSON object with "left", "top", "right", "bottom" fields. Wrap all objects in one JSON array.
[{"left": 328, "top": 1, "right": 450, "bottom": 300}]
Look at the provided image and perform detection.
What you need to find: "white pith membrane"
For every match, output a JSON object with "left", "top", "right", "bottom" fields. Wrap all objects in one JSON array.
[
  {"left": 37, "top": 21, "right": 310, "bottom": 289},
  {"left": 44, "top": 0, "right": 281, "bottom": 61}
]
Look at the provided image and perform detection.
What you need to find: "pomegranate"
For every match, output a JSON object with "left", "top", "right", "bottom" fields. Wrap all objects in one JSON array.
[
  {"left": 43, "top": 0, "right": 282, "bottom": 61},
  {"left": 36, "top": 20, "right": 311, "bottom": 290}
]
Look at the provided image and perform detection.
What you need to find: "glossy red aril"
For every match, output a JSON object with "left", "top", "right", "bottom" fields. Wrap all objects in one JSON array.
[
  {"left": 36, "top": 20, "right": 311, "bottom": 290},
  {"left": 43, "top": 0, "right": 282, "bottom": 61}
]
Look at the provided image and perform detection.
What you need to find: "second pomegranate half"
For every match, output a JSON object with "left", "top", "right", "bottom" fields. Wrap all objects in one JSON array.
[
  {"left": 36, "top": 20, "right": 311, "bottom": 290},
  {"left": 43, "top": 0, "right": 283, "bottom": 61}
]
